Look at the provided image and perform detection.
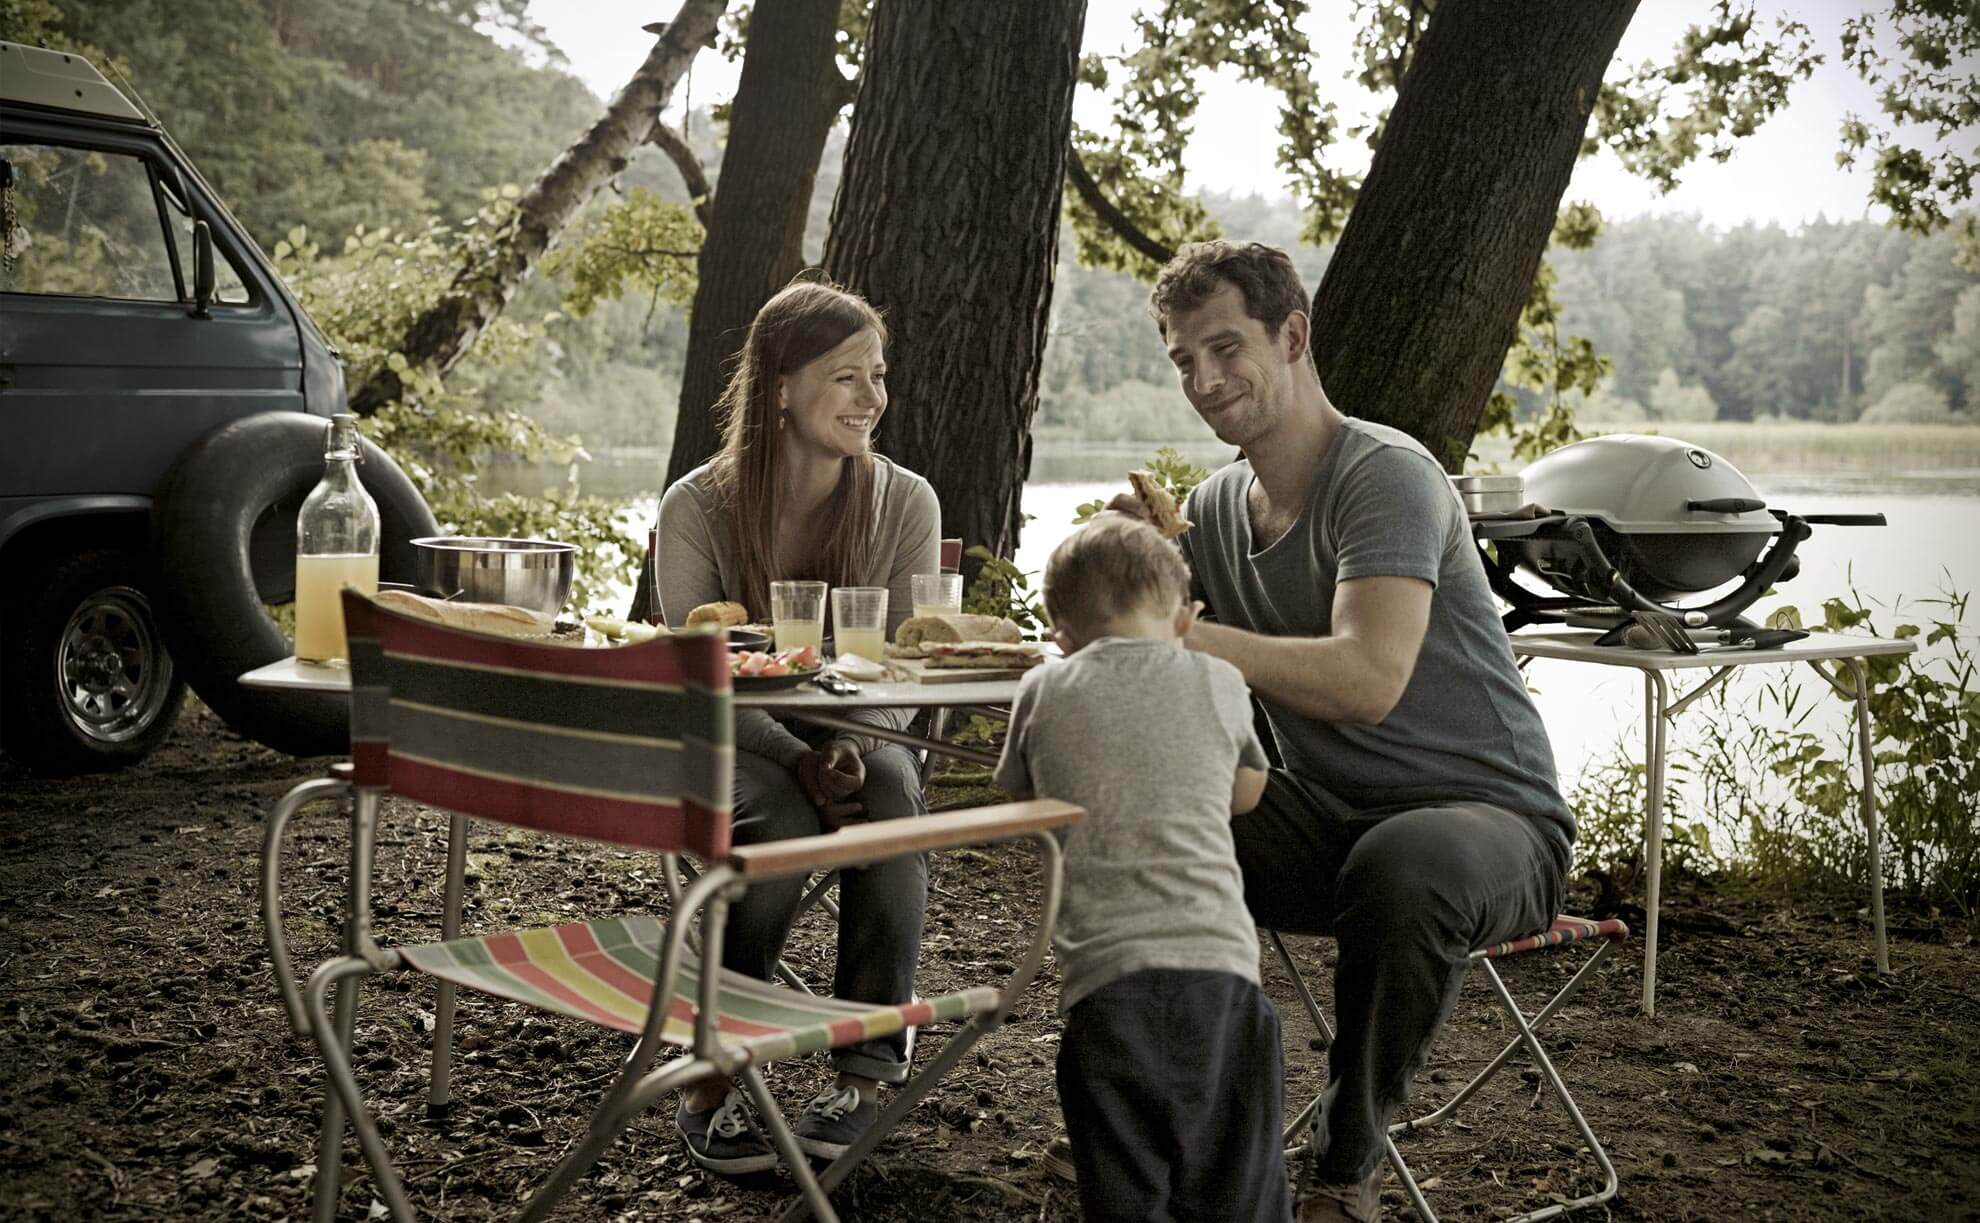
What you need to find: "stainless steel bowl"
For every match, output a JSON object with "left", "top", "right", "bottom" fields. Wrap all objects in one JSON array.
[
  {"left": 411, "top": 536, "right": 576, "bottom": 614},
  {"left": 1449, "top": 474, "right": 1525, "bottom": 515}
]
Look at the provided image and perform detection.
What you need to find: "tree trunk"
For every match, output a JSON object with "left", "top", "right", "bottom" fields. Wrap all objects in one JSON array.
[
  {"left": 664, "top": 0, "right": 847, "bottom": 489},
  {"left": 1310, "top": 0, "right": 1639, "bottom": 470},
  {"left": 348, "top": 0, "right": 727, "bottom": 415},
  {"left": 823, "top": 0, "right": 1086, "bottom": 569}
]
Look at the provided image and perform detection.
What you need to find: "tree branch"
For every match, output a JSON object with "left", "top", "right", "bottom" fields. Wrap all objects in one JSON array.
[
  {"left": 1065, "top": 145, "right": 1175, "bottom": 267},
  {"left": 649, "top": 124, "right": 714, "bottom": 229},
  {"left": 346, "top": 0, "right": 727, "bottom": 416}
]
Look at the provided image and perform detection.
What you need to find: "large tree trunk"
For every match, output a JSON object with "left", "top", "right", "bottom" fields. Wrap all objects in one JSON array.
[
  {"left": 347, "top": 0, "right": 727, "bottom": 415},
  {"left": 1310, "top": 0, "right": 1639, "bottom": 470},
  {"left": 664, "top": 0, "right": 847, "bottom": 489},
  {"left": 823, "top": 0, "right": 1086, "bottom": 569}
]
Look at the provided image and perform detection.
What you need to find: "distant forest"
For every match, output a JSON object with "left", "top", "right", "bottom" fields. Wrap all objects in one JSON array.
[{"left": 40, "top": 0, "right": 1980, "bottom": 445}]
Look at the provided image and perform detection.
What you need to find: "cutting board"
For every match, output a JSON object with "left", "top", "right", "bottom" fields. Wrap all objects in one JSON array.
[{"left": 887, "top": 657, "right": 1040, "bottom": 684}]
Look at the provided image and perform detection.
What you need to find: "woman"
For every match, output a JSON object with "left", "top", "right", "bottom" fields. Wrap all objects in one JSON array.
[{"left": 655, "top": 280, "right": 941, "bottom": 1172}]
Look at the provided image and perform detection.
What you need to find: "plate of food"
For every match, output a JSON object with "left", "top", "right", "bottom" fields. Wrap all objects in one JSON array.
[{"left": 730, "top": 644, "right": 823, "bottom": 690}]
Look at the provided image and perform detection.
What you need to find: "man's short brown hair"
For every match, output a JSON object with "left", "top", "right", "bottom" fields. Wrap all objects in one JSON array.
[
  {"left": 1148, "top": 240, "right": 1310, "bottom": 344},
  {"left": 1044, "top": 514, "right": 1190, "bottom": 638}
]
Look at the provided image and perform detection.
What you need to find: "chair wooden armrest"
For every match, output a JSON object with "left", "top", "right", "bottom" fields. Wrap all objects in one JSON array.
[{"left": 727, "top": 799, "right": 1083, "bottom": 881}]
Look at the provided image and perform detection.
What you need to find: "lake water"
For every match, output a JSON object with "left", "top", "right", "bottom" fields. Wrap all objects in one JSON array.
[{"left": 489, "top": 446, "right": 1979, "bottom": 790}]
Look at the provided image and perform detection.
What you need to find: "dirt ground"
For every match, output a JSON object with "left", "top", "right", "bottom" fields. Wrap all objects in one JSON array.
[{"left": 2, "top": 703, "right": 1976, "bottom": 1222}]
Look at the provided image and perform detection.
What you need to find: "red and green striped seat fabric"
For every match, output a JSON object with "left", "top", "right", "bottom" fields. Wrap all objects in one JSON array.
[
  {"left": 1474, "top": 916, "right": 1630, "bottom": 961},
  {"left": 341, "top": 591, "right": 735, "bottom": 858},
  {"left": 399, "top": 915, "right": 999, "bottom": 1063},
  {"left": 342, "top": 593, "right": 393, "bottom": 789}
]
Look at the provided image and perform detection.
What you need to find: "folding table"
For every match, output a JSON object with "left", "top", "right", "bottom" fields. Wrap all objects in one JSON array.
[{"left": 1508, "top": 628, "right": 1916, "bottom": 1015}]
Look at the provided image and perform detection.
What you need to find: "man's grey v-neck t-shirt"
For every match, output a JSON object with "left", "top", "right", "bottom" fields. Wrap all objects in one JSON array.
[{"left": 1180, "top": 418, "right": 1573, "bottom": 837}]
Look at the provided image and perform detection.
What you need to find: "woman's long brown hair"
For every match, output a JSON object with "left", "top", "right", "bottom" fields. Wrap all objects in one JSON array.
[{"left": 705, "top": 280, "right": 886, "bottom": 620}]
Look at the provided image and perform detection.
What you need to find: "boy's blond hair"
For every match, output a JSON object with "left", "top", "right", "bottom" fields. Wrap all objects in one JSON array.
[{"left": 1044, "top": 514, "right": 1190, "bottom": 638}]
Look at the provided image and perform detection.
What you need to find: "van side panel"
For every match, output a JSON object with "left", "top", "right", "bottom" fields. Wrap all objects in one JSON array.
[{"left": 2, "top": 293, "right": 305, "bottom": 497}]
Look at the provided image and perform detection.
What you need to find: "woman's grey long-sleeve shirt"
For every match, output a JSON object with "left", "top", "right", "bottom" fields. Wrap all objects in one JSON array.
[{"left": 656, "top": 456, "right": 942, "bottom": 769}]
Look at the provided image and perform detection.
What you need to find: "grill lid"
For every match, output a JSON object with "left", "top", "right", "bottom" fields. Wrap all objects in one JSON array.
[{"left": 1520, "top": 434, "right": 1778, "bottom": 535}]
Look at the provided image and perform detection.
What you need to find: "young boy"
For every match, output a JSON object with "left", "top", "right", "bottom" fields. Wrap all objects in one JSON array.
[{"left": 994, "top": 513, "right": 1289, "bottom": 1223}]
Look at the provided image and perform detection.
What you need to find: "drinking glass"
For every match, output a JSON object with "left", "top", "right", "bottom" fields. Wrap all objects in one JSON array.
[
  {"left": 911, "top": 572, "right": 963, "bottom": 620},
  {"left": 770, "top": 580, "right": 827, "bottom": 654},
  {"left": 831, "top": 586, "right": 888, "bottom": 661}
]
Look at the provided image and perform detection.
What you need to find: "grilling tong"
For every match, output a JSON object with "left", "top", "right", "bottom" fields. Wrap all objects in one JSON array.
[{"left": 1593, "top": 612, "right": 1810, "bottom": 654}]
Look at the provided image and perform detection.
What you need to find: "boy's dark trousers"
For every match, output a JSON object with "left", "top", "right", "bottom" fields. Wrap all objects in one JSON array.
[{"left": 1057, "top": 968, "right": 1292, "bottom": 1223}]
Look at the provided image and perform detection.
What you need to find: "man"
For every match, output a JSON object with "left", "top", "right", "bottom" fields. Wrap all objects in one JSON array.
[{"left": 1118, "top": 240, "right": 1574, "bottom": 1221}]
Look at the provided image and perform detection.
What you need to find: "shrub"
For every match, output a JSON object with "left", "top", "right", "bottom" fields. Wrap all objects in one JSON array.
[
  {"left": 1858, "top": 380, "right": 1956, "bottom": 424},
  {"left": 1570, "top": 587, "right": 1979, "bottom": 915}
]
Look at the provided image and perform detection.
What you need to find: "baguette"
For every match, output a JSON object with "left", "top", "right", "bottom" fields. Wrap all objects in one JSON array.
[
  {"left": 1128, "top": 469, "right": 1193, "bottom": 539},
  {"left": 685, "top": 600, "right": 749, "bottom": 630},
  {"left": 891, "top": 612, "right": 1022, "bottom": 654},
  {"left": 373, "top": 589, "right": 554, "bottom": 638}
]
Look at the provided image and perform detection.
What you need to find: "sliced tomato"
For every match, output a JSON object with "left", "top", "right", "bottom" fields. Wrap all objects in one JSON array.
[
  {"left": 736, "top": 651, "right": 769, "bottom": 676},
  {"left": 760, "top": 658, "right": 790, "bottom": 676}
]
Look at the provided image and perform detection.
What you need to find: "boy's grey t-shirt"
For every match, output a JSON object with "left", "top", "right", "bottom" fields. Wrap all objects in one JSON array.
[
  {"left": 1180, "top": 418, "right": 1573, "bottom": 837},
  {"left": 993, "top": 637, "right": 1269, "bottom": 1012}
]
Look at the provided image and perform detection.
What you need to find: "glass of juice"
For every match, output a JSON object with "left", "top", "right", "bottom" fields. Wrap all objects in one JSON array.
[
  {"left": 910, "top": 572, "right": 963, "bottom": 620},
  {"left": 770, "top": 580, "right": 827, "bottom": 654},
  {"left": 831, "top": 586, "right": 888, "bottom": 661}
]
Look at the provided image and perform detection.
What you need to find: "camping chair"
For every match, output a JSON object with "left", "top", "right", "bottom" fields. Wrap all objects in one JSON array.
[
  {"left": 1267, "top": 916, "right": 1628, "bottom": 1222},
  {"left": 264, "top": 590, "right": 1081, "bottom": 1223}
]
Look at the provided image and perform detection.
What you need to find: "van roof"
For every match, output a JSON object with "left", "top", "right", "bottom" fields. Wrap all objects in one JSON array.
[{"left": 0, "top": 41, "right": 151, "bottom": 125}]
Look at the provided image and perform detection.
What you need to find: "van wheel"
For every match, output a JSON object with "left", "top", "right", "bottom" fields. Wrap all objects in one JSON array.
[{"left": 2, "top": 550, "right": 187, "bottom": 774}]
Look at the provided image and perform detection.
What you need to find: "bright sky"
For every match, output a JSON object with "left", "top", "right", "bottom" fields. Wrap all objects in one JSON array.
[{"left": 522, "top": 1, "right": 1962, "bottom": 230}]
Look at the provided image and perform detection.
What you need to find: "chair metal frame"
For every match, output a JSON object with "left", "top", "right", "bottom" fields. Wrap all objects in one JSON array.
[
  {"left": 1267, "top": 918, "right": 1627, "bottom": 1223},
  {"left": 263, "top": 594, "right": 1081, "bottom": 1223}
]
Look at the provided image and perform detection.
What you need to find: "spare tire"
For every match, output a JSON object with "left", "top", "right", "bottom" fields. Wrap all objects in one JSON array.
[{"left": 150, "top": 412, "right": 439, "bottom": 757}]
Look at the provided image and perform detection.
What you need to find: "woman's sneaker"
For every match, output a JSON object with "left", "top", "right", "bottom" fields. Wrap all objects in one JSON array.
[
  {"left": 676, "top": 1088, "right": 777, "bottom": 1174},
  {"left": 794, "top": 1084, "right": 879, "bottom": 1160}
]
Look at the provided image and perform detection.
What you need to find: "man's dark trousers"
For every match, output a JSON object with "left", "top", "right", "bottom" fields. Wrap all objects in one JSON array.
[{"left": 1238, "top": 770, "right": 1570, "bottom": 1184}]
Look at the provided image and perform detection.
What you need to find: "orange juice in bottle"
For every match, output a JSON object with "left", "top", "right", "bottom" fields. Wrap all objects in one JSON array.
[{"left": 294, "top": 414, "right": 380, "bottom": 664}]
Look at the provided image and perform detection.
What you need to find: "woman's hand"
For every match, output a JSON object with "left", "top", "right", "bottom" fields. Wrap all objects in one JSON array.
[{"left": 797, "top": 740, "right": 867, "bottom": 830}]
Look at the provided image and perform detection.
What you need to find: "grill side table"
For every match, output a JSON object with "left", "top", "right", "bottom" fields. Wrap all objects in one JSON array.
[{"left": 1508, "top": 629, "right": 1916, "bottom": 1016}]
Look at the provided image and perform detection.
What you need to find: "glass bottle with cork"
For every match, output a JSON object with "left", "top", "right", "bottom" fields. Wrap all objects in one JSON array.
[{"left": 294, "top": 413, "right": 380, "bottom": 664}]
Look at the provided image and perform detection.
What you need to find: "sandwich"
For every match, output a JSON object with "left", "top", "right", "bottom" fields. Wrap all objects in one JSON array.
[
  {"left": 1128, "top": 469, "right": 1193, "bottom": 539},
  {"left": 684, "top": 600, "right": 749, "bottom": 631},
  {"left": 889, "top": 612, "right": 1022, "bottom": 658},
  {"left": 919, "top": 641, "right": 1045, "bottom": 669}
]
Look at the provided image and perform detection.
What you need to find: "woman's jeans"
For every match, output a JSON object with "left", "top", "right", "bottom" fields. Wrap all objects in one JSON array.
[{"left": 724, "top": 742, "right": 928, "bottom": 1083}]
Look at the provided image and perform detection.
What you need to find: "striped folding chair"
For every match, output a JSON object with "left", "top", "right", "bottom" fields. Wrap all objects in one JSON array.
[
  {"left": 264, "top": 591, "right": 1081, "bottom": 1223},
  {"left": 1269, "top": 916, "right": 1629, "bottom": 1222}
]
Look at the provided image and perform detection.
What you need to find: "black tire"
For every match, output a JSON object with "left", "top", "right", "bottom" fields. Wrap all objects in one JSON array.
[
  {"left": 2, "top": 549, "right": 189, "bottom": 775},
  {"left": 149, "top": 411, "right": 438, "bottom": 757}
]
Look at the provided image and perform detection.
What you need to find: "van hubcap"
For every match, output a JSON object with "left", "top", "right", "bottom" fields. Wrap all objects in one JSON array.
[{"left": 57, "top": 588, "right": 173, "bottom": 744}]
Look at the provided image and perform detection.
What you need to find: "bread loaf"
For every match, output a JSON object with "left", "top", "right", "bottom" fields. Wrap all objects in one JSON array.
[
  {"left": 373, "top": 589, "right": 554, "bottom": 638},
  {"left": 685, "top": 600, "right": 749, "bottom": 630},
  {"left": 893, "top": 613, "right": 1022, "bottom": 653}
]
